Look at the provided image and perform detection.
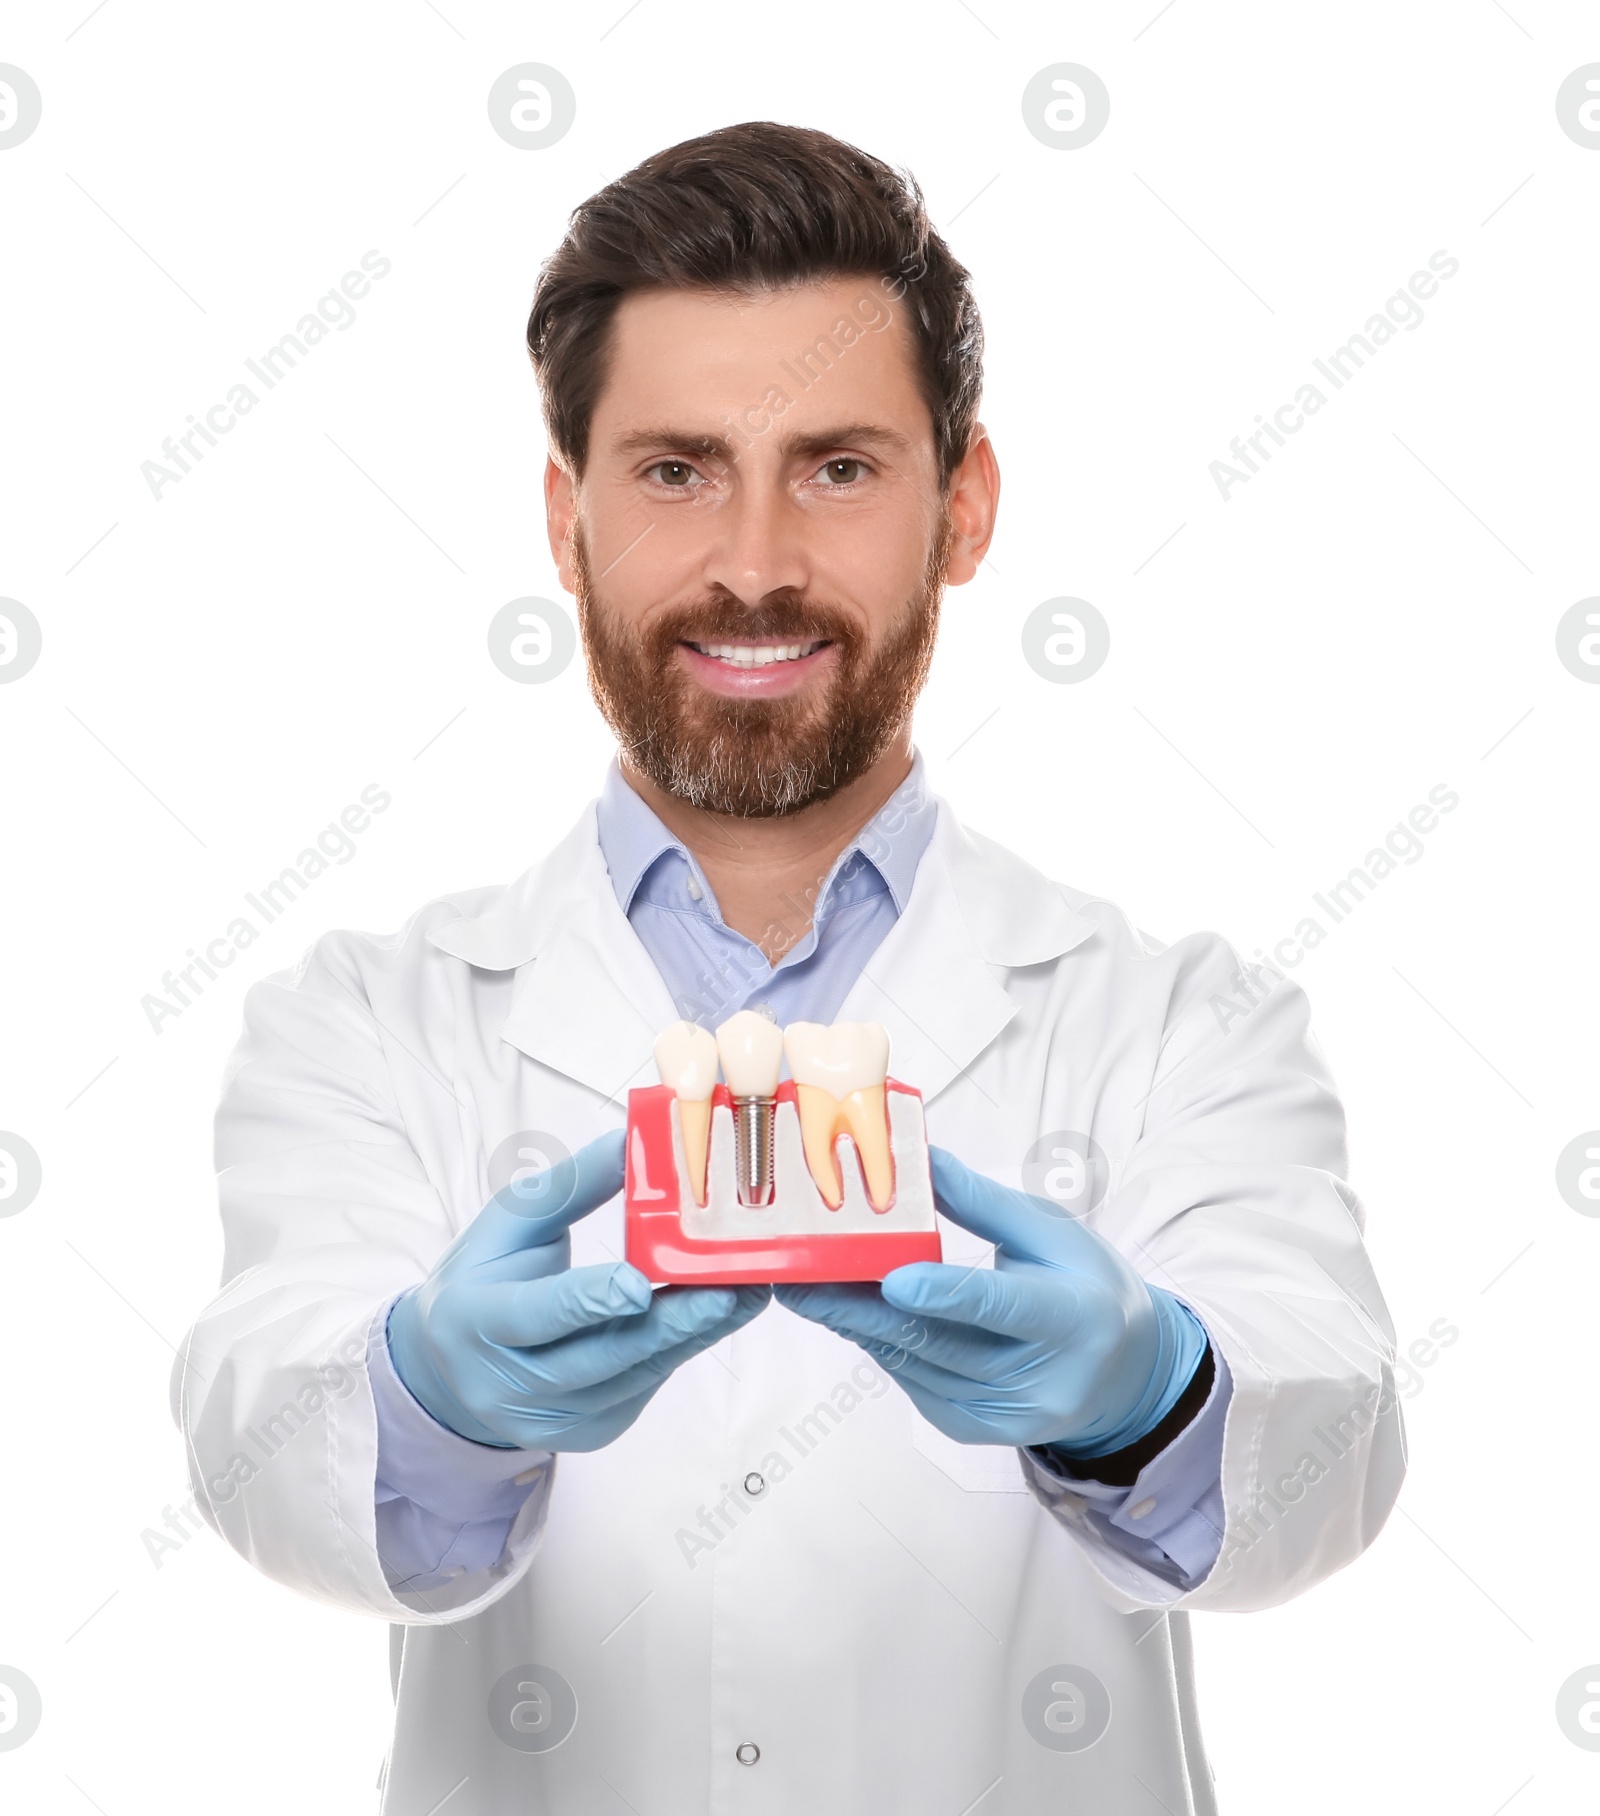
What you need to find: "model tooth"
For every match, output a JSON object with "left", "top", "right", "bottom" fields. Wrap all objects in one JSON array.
[
  {"left": 714, "top": 1010, "right": 784, "bottom": 1098},
  {"left": 653, "top": 1020, "right": 718, "bottom": 1206},
  {"left": 783, "top": 1021, "right": 893, "bottom": 1211},
  {"left": 716, "top": 1011, "right": 784, "bottom": 1207}
]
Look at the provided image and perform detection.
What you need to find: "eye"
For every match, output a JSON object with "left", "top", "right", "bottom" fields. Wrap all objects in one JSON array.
[
  {"left": 814, "top": 457, "right": 867, "bottom": 486},
  {"left": 646, "top": 459, "right": 703, "bottom": 488}
]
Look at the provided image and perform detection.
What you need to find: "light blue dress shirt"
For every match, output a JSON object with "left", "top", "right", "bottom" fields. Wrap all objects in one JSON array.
[{"left": 369, "top": 755, "right": 1230, "bottom": 1594}]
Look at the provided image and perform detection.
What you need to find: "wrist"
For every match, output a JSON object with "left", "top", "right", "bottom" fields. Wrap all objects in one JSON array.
[
  {"left": 1044, "top": 1289, "right": 1211, "bottom": 1460},
  {"left": 385, "top": 1291, "right": 513, "bottom": 1450},
  {"left": 1036, "top": 1339, "right": 1215, "bottom": 1486}
]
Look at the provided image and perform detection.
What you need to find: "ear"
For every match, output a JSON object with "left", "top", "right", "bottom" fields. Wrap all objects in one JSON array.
[
  {"left": 544, "top": 456, "right": 578, "bottom": 594},
  {"left": 942, "top": 426, "right": 1000, "bottom": 586}
]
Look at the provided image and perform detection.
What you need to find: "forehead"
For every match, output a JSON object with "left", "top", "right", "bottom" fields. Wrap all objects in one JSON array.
[{"left": 592, "top": 277, "right": 929, "bottom": 441}]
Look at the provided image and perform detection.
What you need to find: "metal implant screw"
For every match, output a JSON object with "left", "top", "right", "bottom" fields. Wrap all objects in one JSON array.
[{"left": 733, "top": 1095, "right": 775, "bottom": 1206}]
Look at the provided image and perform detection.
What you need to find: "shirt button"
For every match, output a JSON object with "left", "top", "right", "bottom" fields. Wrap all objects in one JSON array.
[
  {"left": 743, "top": 1471, "right": 766, "bottom": 1496},
  {"left": 735, "top": 1742, "right": 761, "bottom": 1766},
  {"left": 513, "top": 1467, "right": 542, "bottom": 1486},
  {"left": 1128, "top": 1496, "right": 1157, "bottom": 1521},
  {"left": 686, "top": 876, "right": 703, "bottom": 901}
]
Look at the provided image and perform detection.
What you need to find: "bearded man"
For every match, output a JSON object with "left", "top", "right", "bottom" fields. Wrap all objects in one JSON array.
[{"left": 177, "top": 123, "right": 1403, "bottom": 1815}]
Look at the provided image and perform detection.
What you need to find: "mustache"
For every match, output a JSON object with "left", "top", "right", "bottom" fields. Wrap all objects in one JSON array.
[{"left": 646, "top": 597, "right": 861, "bottom": 647}]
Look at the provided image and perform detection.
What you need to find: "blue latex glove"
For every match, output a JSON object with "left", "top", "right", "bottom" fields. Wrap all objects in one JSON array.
[
  {"left": 775, "top": 1146, "right": 1207, "bottom": 1457},
  {"left": 387, "top": 1130, "right": 770, "bottom": 1451}
]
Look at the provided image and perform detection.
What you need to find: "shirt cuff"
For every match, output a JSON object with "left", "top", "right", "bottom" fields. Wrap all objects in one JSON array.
[
  {"left": 368, "top": 1298, "right": 552, "bottom": 1589},
  {"left": 1029, "top": 1338, "right": 1233, "bottom": 1589}
]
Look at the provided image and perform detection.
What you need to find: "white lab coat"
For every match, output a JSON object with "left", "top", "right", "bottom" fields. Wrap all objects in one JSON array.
[{"left": 176, "top": 794, "right": 1403, "bottom": 1814}]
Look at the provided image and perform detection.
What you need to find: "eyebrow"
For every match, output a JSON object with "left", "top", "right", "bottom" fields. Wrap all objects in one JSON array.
[{"left": 609, "top": 422, "right": 915, "bottom": 463}]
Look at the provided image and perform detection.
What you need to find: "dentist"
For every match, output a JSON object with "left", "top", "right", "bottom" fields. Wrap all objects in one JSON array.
[{"left": 177, "top": 122, "right": 1403, "bottom": 1815}]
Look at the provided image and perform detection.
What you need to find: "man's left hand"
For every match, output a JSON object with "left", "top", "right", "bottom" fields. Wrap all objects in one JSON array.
[{"left": 774, "top": 1146, "right": 1208, "bottom": 1457}]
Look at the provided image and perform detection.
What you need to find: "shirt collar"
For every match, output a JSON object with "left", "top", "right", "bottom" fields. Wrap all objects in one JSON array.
[
  {"left": 595, "top": 761, "right": 697, "bottom": 916},
  {"left": 848, "top": 752, "right": 935, "bottom": 915},
  {"left": 595, "top": 752, "right": 937, "bottom": 925}
]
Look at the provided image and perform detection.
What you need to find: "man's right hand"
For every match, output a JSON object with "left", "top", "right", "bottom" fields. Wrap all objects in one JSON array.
[{"left": 386, "top": 1130, "right": 768, "bottom": 1450}]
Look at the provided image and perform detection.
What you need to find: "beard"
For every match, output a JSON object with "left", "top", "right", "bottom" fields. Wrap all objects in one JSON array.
[{"left": 573, "top": 519, "right": 950, "bottom": 818}]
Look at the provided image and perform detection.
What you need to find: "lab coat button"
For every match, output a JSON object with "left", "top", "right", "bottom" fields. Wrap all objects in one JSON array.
[
  {"left": 1128, "top": 1496, "right": 1157, "bottom": 1521},
  {"left": 743, "top": 1471, "right": 766, "bottom": 1495},
  {"left": 735, "top": 1742, "right": 760, "bottom": 1765}
]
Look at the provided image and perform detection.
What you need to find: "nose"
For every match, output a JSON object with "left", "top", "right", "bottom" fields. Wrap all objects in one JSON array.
[{"left": 698, "top": 471, "right": 811, "bottom": 609}]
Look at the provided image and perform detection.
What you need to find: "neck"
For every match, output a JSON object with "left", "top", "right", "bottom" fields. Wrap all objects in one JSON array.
[{"left": 620, "top": 736, "right": 914, "bottom": 962}]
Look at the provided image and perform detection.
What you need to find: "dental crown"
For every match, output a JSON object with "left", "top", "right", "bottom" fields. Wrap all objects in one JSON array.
[{"left": 714, "top": 1010, "right": 785, "bottom": 1097}]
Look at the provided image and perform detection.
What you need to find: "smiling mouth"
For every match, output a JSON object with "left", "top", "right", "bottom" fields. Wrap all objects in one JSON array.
[{"left": 683, "top": 639, "right": 830, "bottom": 668}]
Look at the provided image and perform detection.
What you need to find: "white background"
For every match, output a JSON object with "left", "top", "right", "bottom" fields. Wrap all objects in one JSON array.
[{"left": 2, "top": 1, "right": 1597, "bottom": 1811}]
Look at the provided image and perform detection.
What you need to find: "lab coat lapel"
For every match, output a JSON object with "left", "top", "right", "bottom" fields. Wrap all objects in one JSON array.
[
  {"left": 840, "top": 801, "right": 1100, "bottom": 1106},
  {"left": 504, "top": 913, "right": 678, "bottom": 1108},
  {"left": 502, "top": 829, "right": 682, "bottom": 1105},
  {"left": 429, "top": 807, "right": 680, "bottom": 1106}
]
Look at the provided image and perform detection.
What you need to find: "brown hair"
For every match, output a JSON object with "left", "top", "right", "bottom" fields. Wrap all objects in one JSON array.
[{"left": 526, "top": 121, "right": 984, "bottom": 487}]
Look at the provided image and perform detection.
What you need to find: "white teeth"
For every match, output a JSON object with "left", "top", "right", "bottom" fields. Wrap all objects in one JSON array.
[
  {"left": 784, "top": 1021, "right": 894, "bottom": 1211},
  {"left": 695, "top": 641, "right": 822, "bottom": 667},
  {"left": 653, "top": 1020, "right": 718, "bottom": 1100},
  {"left": 653, "top": 1015, "right": 895, "bottom": 1213},
  {"left": 714, "top": 1010, "right": 784, "bottom": 1097},
  {"left": 654, "top": 1021, "right": 718, "bottom": 1206},
  {"left": 784, "top": 1021, "right": 889, "bottom": 1095}
]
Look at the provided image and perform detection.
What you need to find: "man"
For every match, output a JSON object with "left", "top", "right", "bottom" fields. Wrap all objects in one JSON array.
[{"left": 176, "top": 123, "right": 1403, "bottom": 1813}]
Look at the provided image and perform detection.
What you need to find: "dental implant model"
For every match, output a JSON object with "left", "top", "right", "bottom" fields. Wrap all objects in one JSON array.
[
  {"left": 715, "top": 1010, "right": 783, "bottom": 1208},
  {"left": 624, "top": 1014, "right": 941, "bottom": 1284}
]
